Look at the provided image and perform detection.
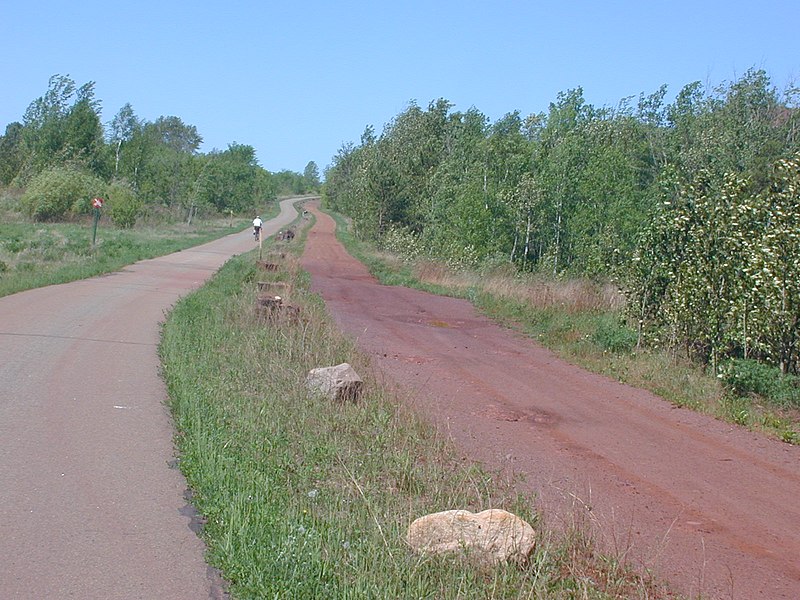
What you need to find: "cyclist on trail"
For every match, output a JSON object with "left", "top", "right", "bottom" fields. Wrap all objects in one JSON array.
[{"left": 252, "top": 215, "right": 263, "bottom": 241}]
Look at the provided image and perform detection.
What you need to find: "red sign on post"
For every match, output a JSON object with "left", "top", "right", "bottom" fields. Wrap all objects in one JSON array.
[{"left": 92, "top": 197, "right": 104, "bottom": 209}]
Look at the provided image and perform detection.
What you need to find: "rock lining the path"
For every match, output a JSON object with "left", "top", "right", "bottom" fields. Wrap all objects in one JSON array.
[{"left": 406, "top": 509, "right": 536, "bottom": 565}]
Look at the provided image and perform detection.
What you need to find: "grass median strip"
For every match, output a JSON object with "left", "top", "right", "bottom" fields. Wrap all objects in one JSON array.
[{"left": 160, "top": 234, "right": 669, "bottom": 598}]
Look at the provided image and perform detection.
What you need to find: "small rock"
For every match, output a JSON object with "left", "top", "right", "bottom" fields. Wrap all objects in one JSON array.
[
  {"left": 406, "top": 509, "right": 536, "bottom": 565},
  {"left": 306, "top": 363, "right": 364, "bottom": 402}
]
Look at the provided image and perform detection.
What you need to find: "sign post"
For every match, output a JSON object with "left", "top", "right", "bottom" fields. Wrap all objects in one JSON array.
[{"left": 91, "top": 197, "right": 104, "bottom": 247}]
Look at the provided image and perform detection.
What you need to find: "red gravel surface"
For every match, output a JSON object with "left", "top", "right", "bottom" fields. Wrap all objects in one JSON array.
[
  {"left": 300, "top": 202, "right": 800, "bottom": 600},
  {"left": 0, "top": 199, "right": 300, "bottom": 599}
]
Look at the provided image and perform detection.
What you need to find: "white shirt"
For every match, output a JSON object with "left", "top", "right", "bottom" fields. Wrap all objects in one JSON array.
[{"left": 253, "top": 217, "right": 263, "bottom": 228}]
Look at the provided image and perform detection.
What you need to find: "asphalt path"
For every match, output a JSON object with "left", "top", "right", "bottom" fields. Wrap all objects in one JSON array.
[{"left": 0, "top": 198, "right": 302, "bottom": 599}]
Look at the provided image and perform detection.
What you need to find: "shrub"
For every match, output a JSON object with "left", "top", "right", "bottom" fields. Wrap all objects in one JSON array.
[
  {"left": 107, "top": 180, "right": 142, "bottom": 228},
  {"left": 719, "top": 358, "right": 800, "bottom": 408},
  {"left": 591, "top": 316, "right": 638, "bottom": 353},
  {"left": 20, "top": 166, "right": 104, "bottom": 221},
  {"left": 3, "top": 236, "right": 25, "bottom": 253},
  {"left": 380, "top": 224, "right": 422, "bottom": 262}
]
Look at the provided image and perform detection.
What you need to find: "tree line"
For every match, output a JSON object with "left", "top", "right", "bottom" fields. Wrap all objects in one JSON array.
[
  {"left": 0, "top": 74, "right": 321, "bottom": 226},
  {"left": 323, "top": 69, "right": 800, "bottom": 374}
]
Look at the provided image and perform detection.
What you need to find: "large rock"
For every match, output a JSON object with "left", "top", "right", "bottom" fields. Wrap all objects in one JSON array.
[
  {"left": 406, "top": 509, "right": 536, "bottom": 565},
  {"left": 306, "top": 363, "right": 364, "bottom": 402}
]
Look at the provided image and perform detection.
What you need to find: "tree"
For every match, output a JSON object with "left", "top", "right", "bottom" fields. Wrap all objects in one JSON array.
[
  {"left": 107, "top": 103, "right": 140, "bottom": 176},
  {"left": 151, "top": 116, "right": 202, "bottom": 153},
  {"left": 18, "top": 76, "right": 106, "bottom": 179},
  {"left": 62, "top": 84, "right": 106, "bottom": 175},
  {"left": 125, "top": 117, "right": 203, "bottom": 207},
  {"left": 272, "top": 170, "right": 306, "bottom": 196},
  {"left": 0, "top": 122, "right": 23, "bottom": 185},
  {"left": 534, "top": 88, "right": 592, "bottom": 275},
  {"left": 303, "top": 161, "right": 320, "bottom": 191},
  {"left": 747, "top": 153, "right": 800, "bottom": 372},
  {"left": 502, "top": 172, "right": 544, "bottom": 269},
  {"left": 194, "top": 143, "right": 263, "bottom": 212},
  {"left": 107, "top": 179, "right": 142, "bottom": 228}
]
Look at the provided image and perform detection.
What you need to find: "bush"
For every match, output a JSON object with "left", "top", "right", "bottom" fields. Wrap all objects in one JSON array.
[
  {"left": 3, "top": 236, "right": 25, "bottom": 253},
  {"left": 380, "top": 224, "right": 422, "bottom": 262},
  {"left": 591, "top": 316, "right": 638, "bottom": 353},
  {"left": 20, "top": 166, "right": 105, "bottom": 221},
  {"left": 719, "top": 358, "right": 800, "bottom": 408},
  {"left": 107, "top": 180, "right": 142, "bottom": 228}
]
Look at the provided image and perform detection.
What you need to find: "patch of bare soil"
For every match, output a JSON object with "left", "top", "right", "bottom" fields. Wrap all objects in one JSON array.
[{"left": 300, "top": 203, "right": 800, "bottom": 600}]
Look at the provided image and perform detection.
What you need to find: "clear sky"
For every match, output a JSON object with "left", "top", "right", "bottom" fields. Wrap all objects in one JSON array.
[{"left": 2, "top": 1, "right": 798, "bottom": 174}]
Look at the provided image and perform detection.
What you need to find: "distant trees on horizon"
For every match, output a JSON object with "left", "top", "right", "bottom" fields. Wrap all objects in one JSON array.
[{"left": 0, "top": 74, "right": 319, "bottom": 225}]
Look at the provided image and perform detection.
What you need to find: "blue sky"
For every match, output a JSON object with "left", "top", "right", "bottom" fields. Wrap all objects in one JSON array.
[{"left": 2, "top": 1, "right": 798, "bottom": 174}]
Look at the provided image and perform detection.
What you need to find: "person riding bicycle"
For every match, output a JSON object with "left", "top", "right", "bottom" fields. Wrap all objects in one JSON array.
[{"left": 252, "top": 215, "right": 263, "bottom": 240}]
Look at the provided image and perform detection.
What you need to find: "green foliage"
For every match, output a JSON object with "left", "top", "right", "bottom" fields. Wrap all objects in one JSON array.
[
  {"left": 192, "top": 143, "right": 277, "bottom": 213},
  {"left": 107, "top": 180, "right": 142, "bottom": 228},
  {"left": 629, "top": 152, "right": 800, "bottom": 374},
  {"left": 0, "top": 122, "right": 24, "bottom": 185},
  {"left": 302, "top": 160, "right": 320, "bottom": 190},
  {"left": 108, "top": 103, "right": 140, "bottom": 176},
  {"left": 379, "top": 224, "right": 422, "bottom": 261},
  {"left": 273, "top": 169, "right": 310, "bottom": 196},
  {"left": 20, "top": 165, "right": 104, "bottom": 221},
  {"left": 591, "top": 316, "right": 638, "bottom": 354},
  {"left": 16, "top": 75, "right": 107, "bottom": 181},
  {"left": 2, "top": 75, "right": 300, "bottom": 221},
  {"left": 746, "top": 153, "right": 800, "bottom": 372},
  {"left": 719, "top": 359, "right": 800, "bottom": 408}
]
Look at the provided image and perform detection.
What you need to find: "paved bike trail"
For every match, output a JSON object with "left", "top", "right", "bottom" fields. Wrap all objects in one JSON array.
[{"left": 0, "top": 199, "right": 301, "bottom": 599}]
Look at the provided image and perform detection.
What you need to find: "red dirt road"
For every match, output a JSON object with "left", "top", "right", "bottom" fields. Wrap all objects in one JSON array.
[
  {"left": 300, "top": 203, "right": 800, "bottom": 600},
  {"left": 0, "top": 199, "right": 300, "bottom": 599}
]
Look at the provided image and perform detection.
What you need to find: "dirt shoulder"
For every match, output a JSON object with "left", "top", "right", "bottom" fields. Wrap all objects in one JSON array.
[{"left": 300, "top": 202, "right": 800, "bottom": 600}]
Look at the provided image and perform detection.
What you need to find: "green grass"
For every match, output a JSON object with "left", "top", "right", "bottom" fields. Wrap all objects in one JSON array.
[
  {"left": 0, "top": 217, "right": 254, "bottom": 298},
  {"left": 160, "top": 233, "right": 668, "bottom": 598}
]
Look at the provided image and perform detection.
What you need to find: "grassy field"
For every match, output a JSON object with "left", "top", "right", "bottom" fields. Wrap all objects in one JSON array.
[
  {"left": 329, "top": 212, "right": 799, "bottom": 446},
  {"left": 160, "top": 227, "right": 671, "bottom": 598},
  {"left": 0, "top": 201, "right": 281, "bottom": 298}
]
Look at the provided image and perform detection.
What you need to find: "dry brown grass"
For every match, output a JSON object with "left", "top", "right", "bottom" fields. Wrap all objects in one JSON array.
[{"left": 413, "top": 259, "right": 625, "bottom": 313}]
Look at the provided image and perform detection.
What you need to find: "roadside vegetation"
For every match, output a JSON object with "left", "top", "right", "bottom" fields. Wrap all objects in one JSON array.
[
  {"left": 160, "top": 227, "right": 675, "bottom": 599},
  {"left": 331, "top": 209, "right": 800, "bottom": 445}
]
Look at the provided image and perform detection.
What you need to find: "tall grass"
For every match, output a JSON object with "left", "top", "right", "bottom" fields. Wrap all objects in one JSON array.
[{"left": 160, "top": 237, "right": 667, "bottom": 598}]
